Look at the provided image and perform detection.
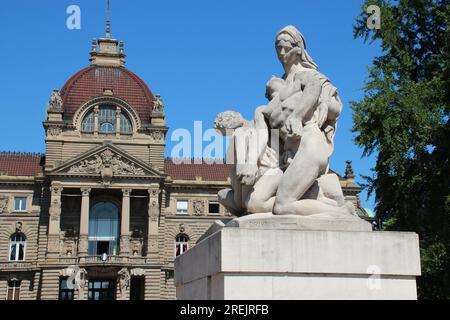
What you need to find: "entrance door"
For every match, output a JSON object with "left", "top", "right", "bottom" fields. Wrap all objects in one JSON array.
[
  {"left": 130, "top": 277, "right": 145, "bottom": 300},
  {"left": 88, "top": 280, "right": 116, "bottom": 300}
]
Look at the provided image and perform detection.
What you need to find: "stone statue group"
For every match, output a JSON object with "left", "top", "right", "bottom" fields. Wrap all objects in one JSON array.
[{"left": 215, "top": 25, "right": 356, "bottom": 218}]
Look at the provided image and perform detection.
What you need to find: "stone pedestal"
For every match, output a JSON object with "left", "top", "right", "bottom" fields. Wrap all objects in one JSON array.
[{"left": 175, "top": 215, "right": 421, "bottom": 300}]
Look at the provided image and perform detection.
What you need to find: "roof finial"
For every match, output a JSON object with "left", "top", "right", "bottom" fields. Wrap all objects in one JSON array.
[{"left": 106, "top": 0, "right": 111, "bottom": 38}]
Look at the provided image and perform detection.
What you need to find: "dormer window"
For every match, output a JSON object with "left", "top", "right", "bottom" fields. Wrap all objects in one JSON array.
[{"left": 81, "top": 105, "right": 133, "bottom": 135}]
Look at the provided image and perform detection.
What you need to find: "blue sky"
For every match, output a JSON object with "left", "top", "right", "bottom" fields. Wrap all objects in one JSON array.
[{"left": 0, "top": 0, "right": 380, "bottom": 210}]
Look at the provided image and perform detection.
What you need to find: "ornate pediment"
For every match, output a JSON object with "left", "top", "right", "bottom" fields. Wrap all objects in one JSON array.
[
  {"left": 51, "top": 144, "right": 162, "bottom": 181},
  {"left": 68, "top": 149, "right": 145, "bottom": 176}
]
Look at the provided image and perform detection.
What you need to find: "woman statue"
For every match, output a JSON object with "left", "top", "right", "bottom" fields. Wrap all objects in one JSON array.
[
  {"left": 267, "top": 25, "right": 354, "bottom": 216},
  {"left": 217, "top": 25, "right": 355, "bottom": 217}
]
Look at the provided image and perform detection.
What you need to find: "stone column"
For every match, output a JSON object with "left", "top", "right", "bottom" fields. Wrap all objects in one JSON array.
[
  {"left": 47, "top": 183, "right": 63, "bottom": 257},
  {"left": 115, "top": 106, "right": 121, "bottom": 138},
  {"left": 79, "top": 188, "right": 91, "bottom": 256},
  {"left": 93, "top": 105, "right": 99, "bottom": 136},
  {"left": 120, "top": 189, "right": 131, "bottom": 256},
  {"left": 147, "top": 187, "right": 160, "bottom": 258}
]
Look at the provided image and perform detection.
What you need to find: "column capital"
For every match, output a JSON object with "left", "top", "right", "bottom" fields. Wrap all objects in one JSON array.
[
  {"left": 122, "top": 188, "right": 132, "bottom": 197},
  {"left": 80, "top": 188, "right": 91, "bottom": 196},
  {"left": 148, "top": 188, "right": 159, "bottom": 198},
  {"left": 50, "top": 185, "right": 63, "bottom": 195}
]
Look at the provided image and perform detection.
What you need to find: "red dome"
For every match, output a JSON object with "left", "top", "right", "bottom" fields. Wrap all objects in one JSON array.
[{"left": 60, "top": 66, "right": 154, "bottom": 125}]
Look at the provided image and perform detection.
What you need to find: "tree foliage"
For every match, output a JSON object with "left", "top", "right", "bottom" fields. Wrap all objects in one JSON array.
[{"left": 352, "top": 0, "right": 449, "bottom": 299}]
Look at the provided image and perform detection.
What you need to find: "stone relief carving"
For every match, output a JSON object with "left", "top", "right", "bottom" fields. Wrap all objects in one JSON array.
[
  {"left": 49, "top": 186, "right": 62, "bottom": 221},
  {"left": 49, "top": 199, "right": 61, "bottom": 221},
  {"left": 150, "top": 130, "right": 165, "bottom": 142},
  {"left": 193, "top": 200, "right": 205, "bottom": 216},
  {"left": 130, "top": 238, "right": 143, "bottom": 257},
  {"left": 130, "top": 268, "right": 146, "bottom": 277},
  {"left": 68, "top": 149, "right": 145, "bottom": 177},
  {"left": 47, "top": 235, "right": 61, "bottom": 254},
  {"left": 149, "top": 189, "right": 158, "bottom": 197},
  {"left": 0, "top": 197, "right": 9, "bottom": 213},
  {"left": 47, "top": 126, "right": 62, "bottom": 137},
  {"left": 118, "top": 268, "right": 131, "bottom": 299},
  {"left": 78, "top": 236, "right": 88, "bottom": 254},
  {"left": 130, "top": 229, "right": 144, "bottom": 256},
  {"left": 63, "top": 231, "right": 78, "bottom": 256},
  {"left": 152, "top": 94, "right": 164, "bottom": 113},
  {"left": 120, "top": 235, "right": 130, "bottom": 254}
]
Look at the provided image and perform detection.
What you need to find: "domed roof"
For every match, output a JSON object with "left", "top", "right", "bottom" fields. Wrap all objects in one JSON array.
[{"left": 60, "top": 66, "right": 155, "bottom": 125}]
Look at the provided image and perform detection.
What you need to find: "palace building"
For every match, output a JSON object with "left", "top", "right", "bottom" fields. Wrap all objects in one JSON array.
[{"left": 0, "top": 21, "right": 367, "bottom": 300}]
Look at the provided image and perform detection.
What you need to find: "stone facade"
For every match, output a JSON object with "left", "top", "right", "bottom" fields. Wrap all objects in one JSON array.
[{"left": 0, "top": 27, "right": 365, "bottom": 300}]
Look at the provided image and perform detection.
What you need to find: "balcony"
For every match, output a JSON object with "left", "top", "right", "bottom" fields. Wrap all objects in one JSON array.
[{"left": 82, "top": 255, "right": 128, "bottom": 266}]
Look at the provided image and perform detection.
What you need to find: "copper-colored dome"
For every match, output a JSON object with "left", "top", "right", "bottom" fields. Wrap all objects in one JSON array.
[{"left": 60, "top": 66, "right": 154, "bottom": 125}]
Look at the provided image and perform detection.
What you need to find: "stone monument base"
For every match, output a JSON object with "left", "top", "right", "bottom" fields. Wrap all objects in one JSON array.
[{"left": 175, "top": 216, "right": 421, "bottom": 300}]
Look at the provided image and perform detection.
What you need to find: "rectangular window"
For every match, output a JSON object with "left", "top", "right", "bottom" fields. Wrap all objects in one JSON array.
[
  {"left": 88, "top": 280, "right": 115, "bottom": 300},
  {"left": 59, "top": 278, "right": 74, "bottom": 300},
  {"left": 7, "top": 281, "right": 21, "bottom": 300},
  {"left": 14, "top": 197, "right": 27, "bottom": 212},
  {"left": 176, "top": 200, "right": 188, "bottom": 215},
  {"left": 209, "top": 202, "right": 220, "bottom": 215}
]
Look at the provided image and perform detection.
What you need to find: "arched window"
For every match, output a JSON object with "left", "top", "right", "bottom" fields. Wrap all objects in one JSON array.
[
  {"left": 88, "top": 202, "right": 120, "bottom": 256},
  {"left": 81, "top": 111, "right": 94, "bottom": 132},
  {"left": 175, "top": 234, "right": 189, "bottom": 257},
  {"left": 9, "top": 233, "right": 26, "bottom": 261},
  {"left": 120, "top": 113, "right": 132, "bottom": 134},
  {"left": 98, "top": 107, "right": 116, "bottom": 132},
  {"left": 80, "top": 105, "right": 133, "bottom": 134}
]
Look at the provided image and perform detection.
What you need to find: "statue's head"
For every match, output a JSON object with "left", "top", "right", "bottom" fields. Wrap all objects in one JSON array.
[
  {"left": 214, "top": 111, "right": 245, "bottom": 136},
  {"left": 275, "top": 25, "right": 318, "bottom": 71}
]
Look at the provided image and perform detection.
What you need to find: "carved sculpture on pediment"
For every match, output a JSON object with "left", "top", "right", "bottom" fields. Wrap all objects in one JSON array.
[{"left": 68, "top": 150, "right": 145, "bottom": 176}]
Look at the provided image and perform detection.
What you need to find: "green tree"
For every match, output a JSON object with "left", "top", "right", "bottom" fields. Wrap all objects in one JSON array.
[{"left": 352, "top": 0, "right": 449, "bottom": 299}]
